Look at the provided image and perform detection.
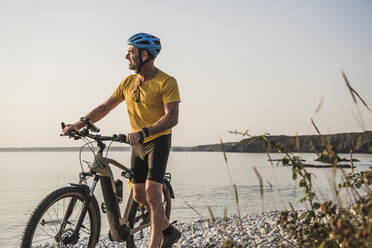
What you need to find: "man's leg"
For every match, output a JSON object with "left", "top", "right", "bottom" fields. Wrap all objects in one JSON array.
[
  {"left": 131, "top": 145, "right": 149, "bottom": 208},
  {"left": 133, "top": 182, "right": 169, "bottom": 227},
  {"left": 146, "top": 180, "right": 169, "bottom": 248},
  {"left": 132, "top": 183, "right": 149, "bottom": 209}
]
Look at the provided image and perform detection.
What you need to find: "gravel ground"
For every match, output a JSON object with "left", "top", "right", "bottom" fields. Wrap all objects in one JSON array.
[{"left": 93, "top": 211, "right": 297, "bottom": 248}]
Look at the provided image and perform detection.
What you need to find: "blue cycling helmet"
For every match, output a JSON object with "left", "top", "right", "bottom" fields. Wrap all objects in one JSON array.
[{"left": 128, "top": 33, "right": 161, "bottom": 58}]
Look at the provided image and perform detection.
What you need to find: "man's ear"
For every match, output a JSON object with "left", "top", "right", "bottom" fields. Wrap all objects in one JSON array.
[{"left": 141, "top": 50, "right": 149, "bottom": 60}]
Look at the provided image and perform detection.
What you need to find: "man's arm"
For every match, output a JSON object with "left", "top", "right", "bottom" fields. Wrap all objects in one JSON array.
[
  {"left": 126, "top": 102, "right": 179, "bottom": 145},
  {"left": 63, "top": 95, "right": 123, "bottom": 135},
  {"left": 146, "top": 102, "right": 179, "bottom": 136}
]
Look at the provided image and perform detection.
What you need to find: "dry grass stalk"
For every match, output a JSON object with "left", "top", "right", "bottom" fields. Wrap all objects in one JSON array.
[
  {"left": 232, "top": 184, "right": 242, "bottom": 220},
  {"left": 329, "top": 168, "right": 344, "bottom": 208},
  {"left": 315, "top": 96, "right": 324, "bottom": 114},
  {"left": 311, "top": 118, "right": 322, "bottom": 136},
  {"left": 184, "top": 201, "right": 245, "bottom": 247},
  {"left": 220, "top": 139, "right": 243, "bottom": 219},
  {"left": 207, "top": 206, "right": 216, "bottom": 225},
  {"left": 220, "top": 138, "right": 228, "bottom": 164},
  {"left": 310, "top": 118, "right": 327, "bottom": 148},
  {"left": 253, "top": 167, "right": 264, "bottom": 199},
  {"left": 223, "top": 207, "right": 227, "bottom": 231},
  {"left": 288, "top": 202, "right": 299, "bottom": 222},
  {"left": 308, "top": 138, "right": 320, "bottom": 157},
  {"left": 220, "top": 138, "right": 234, "bottom": 186},
  {"left": 183, "top": 201, "right": 204, "bottom": 219},
  {"left": 342, "top": 70, "right": 371, "bottom": 111},
  {"left": 267, "top": 180, "right": 273, "bottom": 192},
  {"left": 220, "top": 138, "right": 246, "bottom": 239}
]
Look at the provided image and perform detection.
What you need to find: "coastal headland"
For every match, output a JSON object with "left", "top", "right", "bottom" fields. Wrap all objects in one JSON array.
[{"left": 1, "top": 131, "right": 371, "bottom": 154}]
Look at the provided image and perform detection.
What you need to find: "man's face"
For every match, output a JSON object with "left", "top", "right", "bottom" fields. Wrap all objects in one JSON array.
[{"left": 126, "top": 46, "right": 140, "bottom": 71}]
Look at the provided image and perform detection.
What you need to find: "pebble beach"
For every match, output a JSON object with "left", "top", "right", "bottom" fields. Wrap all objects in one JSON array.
[{"left": 94, "top": 211, "right": 297, "bottom": 248}]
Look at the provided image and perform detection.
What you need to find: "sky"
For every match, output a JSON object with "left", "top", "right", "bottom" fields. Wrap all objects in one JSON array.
[{"left": 0, "top": 0, "right": 371, "bottom": 147}]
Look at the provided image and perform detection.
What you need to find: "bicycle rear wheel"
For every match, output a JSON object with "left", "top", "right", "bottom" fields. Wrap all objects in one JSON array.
[
  {"left": 20, "top": 186, "right": 101, "bottom": 248},
  {"left": 126, "top": 183, "right": 171, "bottom": 248}
]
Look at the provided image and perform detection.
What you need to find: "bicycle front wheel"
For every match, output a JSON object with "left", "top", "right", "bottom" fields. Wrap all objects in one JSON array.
[{"left": 20, "top": 186, "right": 101, "bottom": 248}]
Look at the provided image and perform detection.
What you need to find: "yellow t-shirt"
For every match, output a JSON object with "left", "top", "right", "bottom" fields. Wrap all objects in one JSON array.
[{"left": 113, "top": 70, "right": 180, "bottom": 143}]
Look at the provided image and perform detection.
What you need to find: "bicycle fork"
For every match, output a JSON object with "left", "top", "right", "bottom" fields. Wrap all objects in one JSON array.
[{"left": 55, "top": 175, "right": 100, "bottom": 244}]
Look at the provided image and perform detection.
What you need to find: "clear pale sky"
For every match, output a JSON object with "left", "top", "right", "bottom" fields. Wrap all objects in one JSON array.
[{"left": 1, "top": 0, "right": 371, "bottom": 147}]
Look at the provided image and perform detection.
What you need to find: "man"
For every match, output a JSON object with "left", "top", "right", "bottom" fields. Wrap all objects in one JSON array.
[{"left": 63, "top": 33, "right": 181, "bottom": 248}]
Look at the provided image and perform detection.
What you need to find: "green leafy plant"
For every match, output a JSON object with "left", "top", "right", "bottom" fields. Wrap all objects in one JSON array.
[{"left": 229, "top": 71, "right": 372, "bottom": 247}]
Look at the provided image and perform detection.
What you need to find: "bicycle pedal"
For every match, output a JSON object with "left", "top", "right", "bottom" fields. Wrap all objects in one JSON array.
[
  {"left": 140, "top": 211, "right": 150, "bottom": 225},
  {"left": 101, "top": 202, "right": 107, "bottom": 214}
]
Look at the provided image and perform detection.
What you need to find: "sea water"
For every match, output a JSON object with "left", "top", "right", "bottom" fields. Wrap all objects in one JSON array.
[{"left": 1, "top": 151, "right": 371, "bottom": 247}]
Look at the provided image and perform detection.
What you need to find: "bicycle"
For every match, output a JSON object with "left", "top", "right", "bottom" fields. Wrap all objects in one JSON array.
[{"left": 20, "top": 118, "right": 175, "bottom": 248}]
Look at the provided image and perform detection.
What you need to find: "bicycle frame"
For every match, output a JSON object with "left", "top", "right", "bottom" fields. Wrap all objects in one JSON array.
[
  {"left": 47, "top": 121, "right": 171, "bottom": 245},
  {"left": 84, "top": 146, "right": 150, "bottom": 242}
]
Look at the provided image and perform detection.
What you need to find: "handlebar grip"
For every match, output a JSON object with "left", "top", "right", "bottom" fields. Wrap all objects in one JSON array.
[
  {"left": 60, "top": 121, "right": 80, "bottom": 139},
  {"left": 118, "top": 134, "right": 127, "bottom": 143}
]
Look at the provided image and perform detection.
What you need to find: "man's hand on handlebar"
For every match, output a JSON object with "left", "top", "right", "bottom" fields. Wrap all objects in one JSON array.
[
  {"left": 62, "top": 123, "right": 82, "bottom": 138},
  {"left": 61, "top": 118, "right": 129, "bottom": 144},
  {"left": 126, "top": 131, "right": 144, "bottom": 146}
]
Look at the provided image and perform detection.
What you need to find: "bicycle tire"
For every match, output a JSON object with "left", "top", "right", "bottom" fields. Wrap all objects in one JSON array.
[
  {"left": 126, "top": 183, "right": 172, "bottom": 248},
  {"left": 20, "top": 186, "right": 101, "bottom": 248}
]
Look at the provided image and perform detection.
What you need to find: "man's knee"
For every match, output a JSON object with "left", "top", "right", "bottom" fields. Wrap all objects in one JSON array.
[
  {"left": 145, "top": 181, "right": 163, "bottom": 206},
  {"left": 133, "top": 184, "right": 147, "bottom": 204},
  {"left": 133, "top": 193, "right": 146, "bottom": 204}
]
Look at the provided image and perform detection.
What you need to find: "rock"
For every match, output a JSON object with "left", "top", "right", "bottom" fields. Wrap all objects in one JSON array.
[{"left": 82, "top": 211, "right": 298, "bottom": 248}]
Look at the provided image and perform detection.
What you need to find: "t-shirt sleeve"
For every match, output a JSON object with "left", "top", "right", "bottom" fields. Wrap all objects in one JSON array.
[
  {"left": 113, "top": 79, "right": 127, "bottom": 101},
  {"left": 161, "top": 77, "right": 181, "bottom": 104}
]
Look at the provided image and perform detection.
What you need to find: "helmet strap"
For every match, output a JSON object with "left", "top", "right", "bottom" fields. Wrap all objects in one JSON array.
[{"left": 136, "top": 49, "right": 152, "bottom": 74}]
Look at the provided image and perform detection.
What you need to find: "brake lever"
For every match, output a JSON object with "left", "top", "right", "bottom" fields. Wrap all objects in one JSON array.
[
  {"left": 80, "top": 117, "right": 100, "bottom": 133},
  {"left": 60, "top": 122, "right": 66, "bottom": 137}
]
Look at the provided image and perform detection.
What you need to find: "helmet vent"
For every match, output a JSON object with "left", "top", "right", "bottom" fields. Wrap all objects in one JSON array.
[
  {"left": 138, "top": 40, "right": 151, "bottom": 45},
  {"left": 131, "top": 36, "right": 142, "bottom": 42},
  {"left": 154, "top": 40, "right": 161, "bottom": 45}
]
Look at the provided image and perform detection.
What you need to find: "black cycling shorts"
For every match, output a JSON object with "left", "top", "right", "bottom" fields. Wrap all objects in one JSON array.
[{"left": 130, "top": 134, "right": 171, "bottom": 184}]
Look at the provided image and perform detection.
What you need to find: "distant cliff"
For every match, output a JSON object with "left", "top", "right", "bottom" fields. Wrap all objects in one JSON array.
[
  {"left": 1, "top": 131, "right": 371, "bottom": 153},
  {"left": 173, "top": 131, "right": 372, "bottom": 153}
]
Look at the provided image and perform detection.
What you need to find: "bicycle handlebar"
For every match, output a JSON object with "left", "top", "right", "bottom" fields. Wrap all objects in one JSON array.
[
  {"left": 61, "top": 120, "right": 128, "bottom": 144},
  {"left": 84, "top": 133, "right": 128, "bottom": 143}
]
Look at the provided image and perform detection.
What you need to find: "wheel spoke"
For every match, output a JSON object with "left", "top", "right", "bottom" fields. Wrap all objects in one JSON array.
[
  {"left": 32, "top": 235, "right": 56, "bottom": 244},
  {"left": 51, "top": 204, "right": 61, "bottom": 231},
  {"left": 23, "top": 190, "right": 97, "bottom": 247},
  {"left": 33, "top": 225, "right": 55, "bottom": 242},
  {"left": 45, "top": 208, "right": 59, "bottom": 234},
  {"left": 66, "top": 220, "right": 90, "bottom": 235}
]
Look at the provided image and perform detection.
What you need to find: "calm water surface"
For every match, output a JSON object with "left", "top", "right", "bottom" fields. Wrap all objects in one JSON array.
[{"left": 1, "top": 151, "right": 371, "bottom": 247}]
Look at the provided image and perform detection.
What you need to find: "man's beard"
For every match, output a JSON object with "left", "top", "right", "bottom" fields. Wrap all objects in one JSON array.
[{"left": 128, "top": 61, "right": 136, "bottom": 71}]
